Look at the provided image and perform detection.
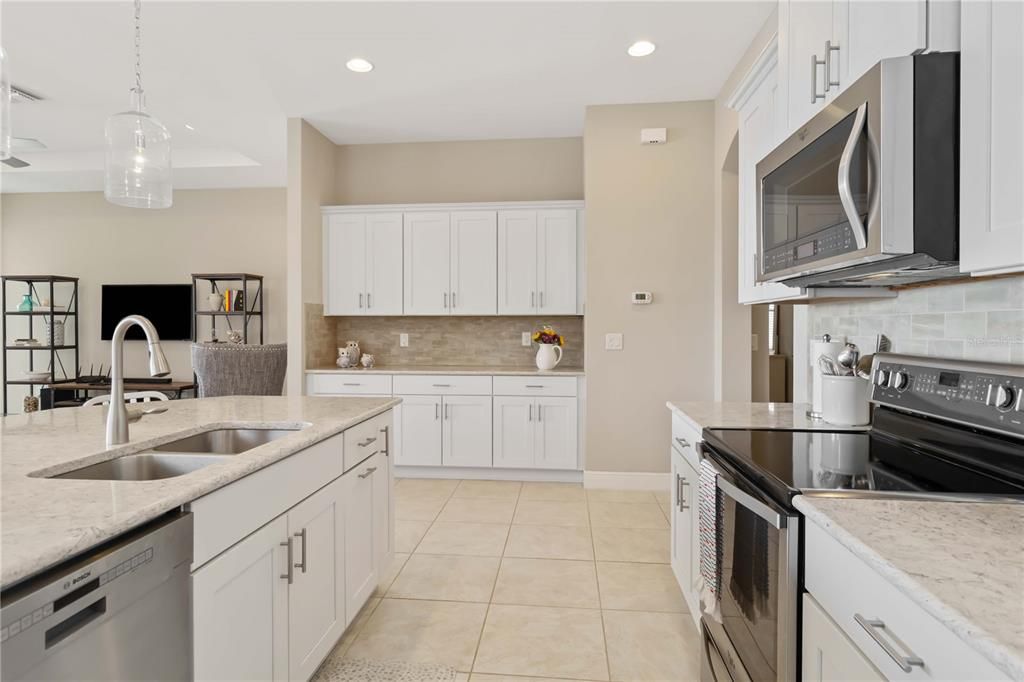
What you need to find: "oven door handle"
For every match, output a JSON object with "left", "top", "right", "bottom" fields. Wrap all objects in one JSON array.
[
  {"left": 716, "top": 477, "right": 786, "bottom": 530},
  {"left": 838, "top": 102, "right": 869, "bottom": 250}
]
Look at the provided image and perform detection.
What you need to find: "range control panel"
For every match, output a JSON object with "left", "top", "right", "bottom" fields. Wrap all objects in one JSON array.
[{"left": 870, "top": 353, "right": 1024, "bottom": 438}]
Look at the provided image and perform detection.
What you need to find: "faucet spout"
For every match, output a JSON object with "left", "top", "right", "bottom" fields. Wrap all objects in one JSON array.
[{"left": 107, "top": 315, "right": 171, "bottom": 447}]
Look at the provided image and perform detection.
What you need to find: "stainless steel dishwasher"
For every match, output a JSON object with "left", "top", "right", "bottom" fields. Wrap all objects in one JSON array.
[{"left": 1, "top": 512, "right": 192, "bottom": 681}]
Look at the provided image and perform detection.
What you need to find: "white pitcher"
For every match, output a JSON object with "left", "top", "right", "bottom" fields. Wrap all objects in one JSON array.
[{"left": 535, "top": 344, "right": 562, "bottom": 371}]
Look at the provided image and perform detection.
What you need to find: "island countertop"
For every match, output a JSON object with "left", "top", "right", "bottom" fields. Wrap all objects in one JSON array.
[
  {"left": 795, "top": 495, "right": 1024, "bottom": 680},
  {"left": 666, "top": 401, "right": 868, "bottom": 432},
  {"left": 0, "top": 395, "right": 400, "bottom": 590}
]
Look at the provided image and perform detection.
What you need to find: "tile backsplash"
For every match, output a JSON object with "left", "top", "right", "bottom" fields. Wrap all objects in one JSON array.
[
  {"left": 808, "top": 276, "right": 1024, "bottom": 363},
  {"left": 307, "top": 315, "right": 584, "bottom": 368}
]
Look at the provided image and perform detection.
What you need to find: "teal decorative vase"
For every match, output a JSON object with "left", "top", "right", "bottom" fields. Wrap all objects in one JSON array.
[{"left": 18, "top": 294, "right": 33, "bottom": 312}]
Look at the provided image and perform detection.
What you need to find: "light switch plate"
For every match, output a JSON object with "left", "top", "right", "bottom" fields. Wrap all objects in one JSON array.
[
  {"left": 399, "top": 333, "right": 409, "bottom": 348},
  {"left": 751, "top": 333, "right": 758, "bottom": 352},
  {"left": 605, "top": 333, "right": 623, "bottom": 351},
  {"left": 522, "top": 332, "right": 532, "bottom": 347}
]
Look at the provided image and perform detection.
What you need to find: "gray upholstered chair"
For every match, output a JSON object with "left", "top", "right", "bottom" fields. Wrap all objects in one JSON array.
[{"left": 191, "top": 343, "right": 287, "bottom": 398}]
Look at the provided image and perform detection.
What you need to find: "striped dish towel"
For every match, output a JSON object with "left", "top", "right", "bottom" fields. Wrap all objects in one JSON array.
[{"left": 697, "top": 457, "right": 723, "bottom": 622}]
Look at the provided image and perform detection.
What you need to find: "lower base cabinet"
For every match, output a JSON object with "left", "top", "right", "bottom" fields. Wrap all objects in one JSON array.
[
  {"left": 343, "top": 454, "right": 380, "bottom": 625},
  {"left": 802, "top": 593, "right": 885, "bottom": 682},
  {"left": 395, "top": 395, "right": 492, "bottom": 468},
  {"left": 493, "top": 396, "right": 577, "bottom": 469}
]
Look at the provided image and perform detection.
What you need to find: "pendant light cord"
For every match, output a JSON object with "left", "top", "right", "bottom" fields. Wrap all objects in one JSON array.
[{"left": 133, "top": 0, "right": 143, "bottom": 100}]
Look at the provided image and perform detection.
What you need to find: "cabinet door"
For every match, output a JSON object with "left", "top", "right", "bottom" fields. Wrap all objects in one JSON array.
[
  {"left": 193, "top": 516, "right": 289, "bottom": 681},
  {"left": 287, "top": 478, "right": 345, "bottom": 681},
  {"left": 366, "top": 213, "right": 404, "bottom": 315},
  {"left": 395, "top": 396, "right": 443, "bottom": 466},
  {"left": 537, "top": 209, "right": 578, "bottom": 314},
  {"left": 443, "top": 395, "right": 493, "bottom": 468},
  {"left": 492, "top": 396, "right": 535, "bottom": 468},
  {"left": 533, "top": 397, "right": 577, "bottom": 470},
  {"left": 343, "top": 462, "right": 379, "bottom": 625},
  {"left": 497, "top": 210, "right": 538, "bottom": 314},
  {"left": 802, "top": 593, "right": 886, "bottom": 682},
  {"left": 451, "top": 211, "right": 497, "bottom": 315},
  {"left": 680, "top": 453, "right": 700, "bottom": 593},
  {"left": 784, "top": 0, "right": 834, "bottom": 132},
  {"left": 960, "top": 0, "right": 1024, "bottom": 275},
  {"left": 834, "top": 0, "right": 927, "bottom": 88},
  {"left": 372, "top": 451, "right": 392, "bottom": 583},
  {"left": 669, "top": 448, "right": 689, "bottom": 592},
  {"left": 324, "top": 214, "right": 367, "bottom": 315},
  {"left": 404, "top": 212, "right": 452, "bottom": 315}
]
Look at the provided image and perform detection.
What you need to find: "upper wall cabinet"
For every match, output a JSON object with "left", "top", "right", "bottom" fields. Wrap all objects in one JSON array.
[
  {"left": 404, "top": 210, "right": 498, "bottom": 315},
  {"left": 498, "top": 209, "right": 578, "bottom": 315},
  {"left": 323, "top": 213, "right": 403, "bottom": 315},
  {"left": 960, "top": 0, "right": 1024, "bottom": 276}
]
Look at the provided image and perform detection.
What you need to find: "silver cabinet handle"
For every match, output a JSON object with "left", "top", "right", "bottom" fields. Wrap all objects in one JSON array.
[
  {"left": 531, "top": 291, "right": 535, "bottom": 308},
  {"left": 452, "top": 292, "right": 457, "bottom": 308},
  {"left": 359, "top": 292, "right": 364, "bottom": 309},
  {"left": 280, "top": 537, "right": 294, "bottom": 584},
  {"left": 824, "top": 40, "right": 840, "bottom": 90},
  {"left": 537, "top": 404, "right": 542, "bottom": 422},
  {"left": 838, "top": 102, "right": 869, "bottom": 250},
  {"left": 367, "top": 292, "right": 372, "bottom": 309},
  {"left": 343, "top": 382, "right": 362, "bottom": 387},
  {"left": 811, "top": 53, "right": 826, "bottom": 103},
  {"left": 294, "top": 529, "right": 307, "bottom": 573},
  {"left": 358, "top": 436, "right": 377, "bottom": 448},
  {"left": 675, "top": 437, "right": 691, "bottom": 450},
  {"left": 381, "top": 425, "right": 389, "bottom": 457},
  {"left": 854, "top": 614, "right": 924, "bottom": 673},
  {"left": 525, "top": 384, "right": 544, "bottom": 388},
  {"left": 444, "top": 292, "right": 448, "bottom": 309},
  {"left": 539, "top": 291, "right": 544, "bottom": 308},
  {"left": 680, "top": 480, "right": 690, "bottom": 510},
  {"left": 444, "top": 404, "right": 449, "bottom": 420},
  {"left": 358, "top": 466, "right": 378, "bottom": 479},
  {"left": 432, "top": 383, "right": 452, "bottom": 387},
  {"left": 529, "top": 404, "right": 533, "bottom": 421},
  {"left": 675, "top": 473, "right": 682, "bottom": 511},
  {"left": 435, "top": 402, "right": 440, "bottom": 420}
]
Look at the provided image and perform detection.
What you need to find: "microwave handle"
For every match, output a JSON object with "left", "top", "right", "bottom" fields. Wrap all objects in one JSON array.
[{"left": 837, "top": 102, "right": 869, "bottom": 250}]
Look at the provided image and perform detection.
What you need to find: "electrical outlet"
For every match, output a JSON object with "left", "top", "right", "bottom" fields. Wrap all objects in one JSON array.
[
  {"left": 399, "top": 333, "right": 409, "bottom": 348},
  {"left": 751, "top": 333, "right": 759, "bottom": 352},
  {"left": 522, "top": 332, "right": 532, "bottom": 347},
  {"left": 605, "top": 333, "right": 623, "bottom": 351}
]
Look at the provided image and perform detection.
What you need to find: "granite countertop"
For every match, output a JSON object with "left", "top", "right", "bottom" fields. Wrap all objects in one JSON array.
[
  {"left": 0, "top": 395, "right": 400, "bottom": 589},
  {"left": 795, "top": 496, "right": 1024, "bottom": 680},
  {"left": 666, "top": 401, "right": 867, "bottom": 432},
  {"left": 307, "top": 364, "right": 585, "bottom": 377}
]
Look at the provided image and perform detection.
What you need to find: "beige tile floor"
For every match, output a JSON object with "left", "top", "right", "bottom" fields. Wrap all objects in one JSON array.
[{"left": 331, "top": 478, "right": 702, "bottom": 682}]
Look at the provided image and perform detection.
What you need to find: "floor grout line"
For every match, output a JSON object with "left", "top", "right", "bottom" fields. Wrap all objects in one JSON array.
[{"left": 586, "top": 486, "right": 614, "bottom": 682}]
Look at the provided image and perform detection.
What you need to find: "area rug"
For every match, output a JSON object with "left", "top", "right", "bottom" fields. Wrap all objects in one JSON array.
[{"left": 312, "top": 657, "right": 458, "bottom": 682}]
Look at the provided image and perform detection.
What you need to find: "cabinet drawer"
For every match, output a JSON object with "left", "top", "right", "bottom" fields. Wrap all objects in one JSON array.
[
  {"left": 805, "top": 520, "right": 1011, "bottom": 681},
  {"left": 492, "top": 376, "right": 577, "bottom": 397},
  {"left": 344, "top": 411, "right": 392, "bottom": 472},
  {"left": 307, "top": 373, "right": 393, "bottom": 396},
  {"left": 393, "top": 374, "right": 492, "bottom": 396},
  {"left": 190, "top": 433, "right": 344, "bottom": 568},
  {"left": 671, "top": 413, "right": 702, "bottom": 454}
]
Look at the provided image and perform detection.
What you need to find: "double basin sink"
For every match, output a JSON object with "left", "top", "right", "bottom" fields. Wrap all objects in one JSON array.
[{"left": 53, "top": 428, "right": 300, "bottom": 481}]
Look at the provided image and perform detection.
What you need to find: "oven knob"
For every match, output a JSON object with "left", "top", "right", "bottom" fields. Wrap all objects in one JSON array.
[
  {"left": 892, "top": 371, "right": 910, "bottom": 392},
  {"left": 874, "top": 369, "right": 890, "bottom": 387},
  {"left": 995, "top": 384, "right": 1016, "bottom": 410}
]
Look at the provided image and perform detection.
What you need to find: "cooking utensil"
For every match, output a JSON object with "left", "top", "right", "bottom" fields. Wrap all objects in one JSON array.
[
  {"left": 875, "top": 334, "right": 892, "bottom": 353},
  {"left": 837, "top": 343, "right": 860, "bottom": 375},
  {"left": 856, "top": 354, "right": 875, "bottom": 380},
  {"left": 818, "top": 354, "right": 841, "bottom": 376}
]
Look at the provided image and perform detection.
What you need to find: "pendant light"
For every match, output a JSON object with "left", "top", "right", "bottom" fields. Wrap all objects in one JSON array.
[
  {"left": 1, "top": 46, "right": 11, "bottom": 161},
  {"left": 104, "top": 0, "right": 171, "bottom": 209}
]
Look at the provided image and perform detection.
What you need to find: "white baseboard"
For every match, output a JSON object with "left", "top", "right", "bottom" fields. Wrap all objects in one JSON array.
[
  {"left": 583, "top": 471, "right": 671, "bottom": 491},
  {"left": 394, "top": 466, "right": 583, "bottom": 483}
]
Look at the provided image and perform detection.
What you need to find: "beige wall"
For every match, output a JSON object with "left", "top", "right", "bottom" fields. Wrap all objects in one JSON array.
[
  {"left": 583, "top": 101, "right": 716, "bottom": 474},
  {"left": 712, "top": 9, "right": 778, "bottom": 401},
  {"left": 286, "top": 119, "right": 337, "bottom": 394},
  {"left": 334, "top": 138, "right": 583, "bottom": 204},
  {"left": 0, "top": 189, "right": 287, "bottom": 409}
]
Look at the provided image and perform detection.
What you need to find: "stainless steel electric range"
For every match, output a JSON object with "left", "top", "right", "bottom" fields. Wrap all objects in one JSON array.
[{"left": 696, "top": 353, "right": 1024, "bottom": 682}]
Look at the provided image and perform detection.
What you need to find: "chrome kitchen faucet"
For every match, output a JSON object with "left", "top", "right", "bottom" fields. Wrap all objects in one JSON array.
[{"left": 106, "top": 315, "right": 171, "bottom": 447}]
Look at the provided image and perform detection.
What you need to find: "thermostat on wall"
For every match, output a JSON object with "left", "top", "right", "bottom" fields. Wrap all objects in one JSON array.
[{"left": 631, "top": 291, "right": 653, "bottom": 305}]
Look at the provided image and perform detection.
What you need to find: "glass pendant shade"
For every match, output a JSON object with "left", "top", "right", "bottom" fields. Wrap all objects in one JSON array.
[
  {"left": 0, "top": 46, "right": 11, "bottom": 161},
  {"left": 104, "top": 92, "right": 172, "bottom": 209}
]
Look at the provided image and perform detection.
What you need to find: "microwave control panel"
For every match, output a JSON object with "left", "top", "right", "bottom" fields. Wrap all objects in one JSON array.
[{"left": 762, "top": 222, "right": 856, "bottom": 275}]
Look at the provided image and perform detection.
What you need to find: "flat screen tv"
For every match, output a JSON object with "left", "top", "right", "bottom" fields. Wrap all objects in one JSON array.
[{"left": 101, "top": 284, "right": 192, "bottom": 341}]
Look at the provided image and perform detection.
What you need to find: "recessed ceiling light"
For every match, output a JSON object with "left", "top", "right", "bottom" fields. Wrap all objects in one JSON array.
[
  {"left": 627, "top": 40, "right": 656, "bottom": 57},
  {"left": 184, "top": 123, "right": 195, "bottom": 131},
  {"left": 346, "top": 58, "right": 374, "bottom": 73}
]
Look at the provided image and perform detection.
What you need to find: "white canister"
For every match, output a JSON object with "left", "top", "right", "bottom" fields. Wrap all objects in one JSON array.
[
  {"left": 810, "top": 338, "right": 845, "bottom": 418},
  {"left": 821, "top": 375, "right": 871, "bottom": 426}
]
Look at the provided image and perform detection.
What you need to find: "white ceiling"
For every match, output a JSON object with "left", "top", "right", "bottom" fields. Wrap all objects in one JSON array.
[{"left": 0, "top": 1, "right": 774, "bottom": 193}]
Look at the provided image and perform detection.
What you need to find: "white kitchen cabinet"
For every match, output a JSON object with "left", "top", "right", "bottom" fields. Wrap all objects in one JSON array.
[
  {"left": 802, "top": 593, "right": 885, "bottom": 682},
  {"left": 669, "top": 413, "right": 702, "bottom": 623},
  {"left": 450, "top": 211, "right": 498, "bottom": 314},
  {"left": 442, "top": 395, "right": 493, "bottom": 468},
  {"left": 286, "top": 478, "right": 346, "bottom": 682},
  {"left": 960, "top": 0, "right": 1024, "bottom": 276},
  {"left": 492, "top": 396, "right": 577, "bottom": 470},
  {"left": 836, "top": 1, "right": 927, "bottom": 87},
  {"left": 323, "top": 213, "right": 403, "bottom": 315},
  {"left": 534, "top": 397, "right": 578, "bottom": 470},
  {"left": 403, "top": 212, "right": 452, "bottom": 315},
  {"left": 492, "top": 396, "right": 535, "bottom": 468},
  {"left": 395, "top": 395, "right": 442, "bottom": 467},
  {"left": 193, "top": 516, "right": 289, "bottom": 681},
  {"left": 343, "top": 455, "right": 382, "bottom": 625},
  {"left": 498, "top": 209, "right": 577, "bottom": 314},
  {"left": 783, "top": 0, "right": 835, "bottom": 130},
  {"left": 373, "top": 446, "right": 392, "bottom": 576}
]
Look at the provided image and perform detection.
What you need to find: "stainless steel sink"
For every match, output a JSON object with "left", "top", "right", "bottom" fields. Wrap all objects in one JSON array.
[
  {"left": 151, "top": 428, "right": 299, "bottom": 455},
  {"left": 52, "top": 453, "right": 232, "bottom": 481}
]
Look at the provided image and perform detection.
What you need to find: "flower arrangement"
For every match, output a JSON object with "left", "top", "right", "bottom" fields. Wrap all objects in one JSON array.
[{"left": 532, "top": 325, "right": 565, "bottom": 346}]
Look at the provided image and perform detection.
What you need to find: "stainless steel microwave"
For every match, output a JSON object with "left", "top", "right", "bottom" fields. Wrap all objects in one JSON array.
[{"left": 756, "top": 53, "right": 960, "bottom": 287}]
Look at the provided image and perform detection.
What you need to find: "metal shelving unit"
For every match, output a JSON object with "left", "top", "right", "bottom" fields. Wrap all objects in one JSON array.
[
  {"left": 2, "top": 275, "right": 80, "bottom": 415},
  {"left": 190, "top": 273, "right": 264, "bottom": 344}
]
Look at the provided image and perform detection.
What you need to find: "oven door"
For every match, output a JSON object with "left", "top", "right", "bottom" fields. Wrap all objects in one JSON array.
[
  {"left": 701, "top": 448, "right": 801, "bottom": 682},
  {"left": 756, "top": 56, "right": 915, "bottom": 283}
]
